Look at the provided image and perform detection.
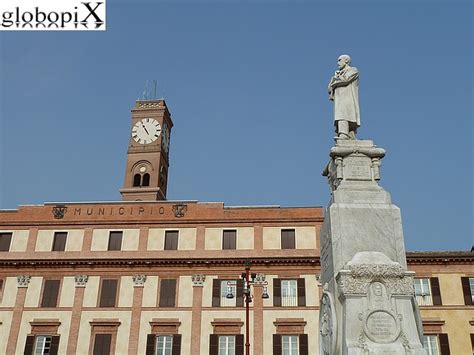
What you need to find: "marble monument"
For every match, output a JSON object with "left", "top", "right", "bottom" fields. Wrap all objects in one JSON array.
[{"left": 320, "top": 56, "right": 426, "bottom": 354}]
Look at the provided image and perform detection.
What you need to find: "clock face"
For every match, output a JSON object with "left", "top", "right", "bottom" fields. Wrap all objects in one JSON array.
[{"left": 132, "top": 118, "right": 161, "bottom": 144}]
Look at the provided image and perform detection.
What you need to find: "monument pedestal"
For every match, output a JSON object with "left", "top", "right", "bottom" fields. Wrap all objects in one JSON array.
[{"left": 320, "top": 140, "right": 425, "bottom": 355}]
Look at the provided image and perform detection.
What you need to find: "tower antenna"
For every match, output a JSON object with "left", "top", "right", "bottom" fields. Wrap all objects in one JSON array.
[
  {"left": 142, "top": 80, "right": 149, "bottom": 100},
  {"left": 153, "top": 80, "right": 157, "bottom": 99}
]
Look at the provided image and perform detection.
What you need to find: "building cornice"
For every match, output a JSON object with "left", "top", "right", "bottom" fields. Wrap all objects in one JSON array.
[{"left": 0, "top": 256, "right": 320, "bottom": 268}]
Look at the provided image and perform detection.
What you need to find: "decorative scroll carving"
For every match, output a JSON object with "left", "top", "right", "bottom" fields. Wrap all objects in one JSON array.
[
  {"left": 74, "top": 275, "right": 89, "bottom": 287},
  {"left": 349, "top": 264, "right": 404, "bottom": 278},
  {"left": 17, "top": 275, "right": 31, "bottom": 287},
  {"left": 319, "top": 285, "right": 337, "bottom": 355},
  {"left": 52, "top": 205, "right": 67, "bottom": 219},
  {"left": 337, "top": 264, "right": 414, "bottom": 296},
  {"left": 132, "top": 274, "right": 147, "bottom": 287},
  {"left": 254, "top": 273, "right": 266, "bottom": 284},
  {"left": 172, "top": 204, "right": 187, "bottom": 218},
  {"left": 192, "top": 274, "right": 206, "bottom": 286}
]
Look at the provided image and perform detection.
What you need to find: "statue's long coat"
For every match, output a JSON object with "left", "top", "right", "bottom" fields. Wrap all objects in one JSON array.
[{"left": 331, "top": 67, "right": 360, "bottom": 126}]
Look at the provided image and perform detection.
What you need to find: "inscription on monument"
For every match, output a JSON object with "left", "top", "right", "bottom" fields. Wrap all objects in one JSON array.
[
  {"left": 344, "top": 157, "right": 372, "bottom": 180},
  {"left": 365, "top": 310, "right": 399, "bottom": 343}
]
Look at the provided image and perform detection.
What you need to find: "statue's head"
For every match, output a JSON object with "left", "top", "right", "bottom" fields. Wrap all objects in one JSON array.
[{"left": 337, "top": 54, "right": 351, "bottom": 69}]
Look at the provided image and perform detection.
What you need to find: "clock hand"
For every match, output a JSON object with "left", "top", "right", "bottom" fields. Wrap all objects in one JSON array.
[{"left": 141, "top": 123, "right": 150, "bottom": 135}]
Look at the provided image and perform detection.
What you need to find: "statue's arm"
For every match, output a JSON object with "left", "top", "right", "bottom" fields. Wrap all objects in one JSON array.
[{"left": 330, "top": 69, "right": 359, "bottom": 88}]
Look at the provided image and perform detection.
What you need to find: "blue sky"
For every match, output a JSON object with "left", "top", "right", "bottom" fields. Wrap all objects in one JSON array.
[{"left": 0, "top": 1, "right": 472, "bottom": 251}]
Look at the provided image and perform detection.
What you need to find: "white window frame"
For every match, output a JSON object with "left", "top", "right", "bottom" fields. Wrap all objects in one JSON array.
[
  {"left": 220, "top": 280, "right": 237, "bottom": 307},
  {"left": 156, "top": 335, "right": 173, "bottom": 355},
  {"left": 414, "top": 278, "right": 433, "bottom": 306},
  {"left": 34, "top": 335, "right": 52, "bottom": 355},
  {"left": 422, "top": 335, "right": 440, "bottom": 355},
  {"left": 281, "top": 280, "right": 298, "bottom": 307},
  {"left": 218, "top": 335, "right": 235, "bottom": 355},
  {"left": 282, "top": 335, "right": 299, "bottom": 355}
]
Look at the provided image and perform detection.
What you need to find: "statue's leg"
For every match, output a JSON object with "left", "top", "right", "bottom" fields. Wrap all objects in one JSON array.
[{"left": 337, "top": 120, "right": 350, "bottom": 139}]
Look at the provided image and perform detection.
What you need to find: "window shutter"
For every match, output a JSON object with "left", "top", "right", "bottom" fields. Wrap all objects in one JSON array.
[
  {"left": 297, "top": 278, "right": 306, "bottom": 307},
  {"left": 0, "top": 233, "right": 12, "bottom": 251},
  {"left": 439, "top": 333, "right": 450, "bottom": 355},
  {"left": 108, "top": 232, "right": 122, "bottom": 251},
  {"left": 273, "top": 334, "right": 282, "bottom": 355},
  {"left": 145, "top": 334, "right": 156, "bottom": 355},
  {"left": 52, "top": 232, "right": 67, "bottom": 251},
  {"left": 160, "top": 279, "right": 176, "bottom": 307},
  {"left": 430, "top": 278, "right": 442, "bottom": 305},
  {"left": 281, "top": 229, "right": 295, "bottom": 249},
  {"left": 236, "top": 279, "right": 244, "bottom": 307},
  {"left": 212, "top": 279, "right": 220, "bottom": 307},
  {"left": 165, "top": 231, "right": 179, "bottom": 250},
  {"left": 93, "top": 334, "right": 111, "bottom": 355},
  {"left": 100, "top": 279, "right": 118, "bottom": 307},
  {"left": 24, "top": 335, "right": 35, "bottom": 355},
  {"left": 41, "top": 280, "right": 60, "bottom": 307},
  {"left": 299, "top": 334, "right": 308, "bottom": 355},
  {"left": 223, "top": 230, "right": 236, "bottom": 250},
  {"left": 172, "top": 334, "right": 181, "bottom": 355},
  {"left": 209, "top": 334, "right": 219, "bottom": 355},
  {"left": 235, "top": 334, "right": 244, "bottom": 355},
  {"left": 273, "top": 279, "right": 281, "bottom": 307},
  {"left": 461, "top": 277, "right": 472, "bottom": 305},
  {"left": 50, "top": 335, "right": 60, "bottom": 355}
]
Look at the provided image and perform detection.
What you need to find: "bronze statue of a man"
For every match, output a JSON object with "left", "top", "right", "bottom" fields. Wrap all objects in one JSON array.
[{"left": 328, "top": 54, "right": 360, "bottom": 139}]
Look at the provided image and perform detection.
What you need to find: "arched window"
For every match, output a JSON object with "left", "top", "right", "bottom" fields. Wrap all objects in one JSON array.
[
  {"left": 133, "top": 174, "right": 141, "bottom": 187},
  {"left": 142, "top": 173, "right": 150, "bottom": 187}
]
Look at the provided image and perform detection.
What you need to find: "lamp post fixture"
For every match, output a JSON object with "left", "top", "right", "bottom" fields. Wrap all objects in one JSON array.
[{"left": 226, "top": 260, "right": 269, "bottom": 355}]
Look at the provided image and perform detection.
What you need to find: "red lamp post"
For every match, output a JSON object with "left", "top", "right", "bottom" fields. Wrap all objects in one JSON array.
[{"left": 227, "top": 260, "right": 269, "bottom": 355}]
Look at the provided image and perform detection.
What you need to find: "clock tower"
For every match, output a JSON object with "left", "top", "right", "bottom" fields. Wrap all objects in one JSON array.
[{"left": 120, "top": 99, "right": 173, "bottom": 201}]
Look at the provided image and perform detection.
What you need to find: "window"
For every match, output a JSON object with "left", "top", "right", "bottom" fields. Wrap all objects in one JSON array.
[
  {"left": 133, "top": 174, "right": 141, "bottom": 187},
  {"left": 219, "top": 335, "right": 235, "bottom": 355},
  {"left": 273, "top": 334, "right": 307, "bottom": 355},
  {"left": 108, "top": 231, "right": 122, "bottom": 251},
  {"left": 41, "top": 280, "right": 60, "bottom": 308},
  {"left": 133, "top": 173, "right": 150, "bottom": 187},
  {"left": 461, "top": 277, "right": 474, "bottom": 305},
  {"left": 422, "top": 335, "right": 439, "bottom": 355},
  {"left": 142, "top": 173, "right": 150, "bottom": 186},
  {"left": 281, "top": 280, "right": 298, "bottom": 307},
  {"left": 220, "top": 280, "right": 237, "bottom": 307},
  {"left": 414, "top": 278, "right": 442, "bottom": 306},
  {"left": 273, "top": 279, "right": 305, "bottom": 307},
  {"left": 164, "top": 231, "right": 178, "bottom": 250},
  {"left": 156, "top": 335, "right": 173, "bottom": 355},
  {"left": 281, "top": 229, "right": 295, "bottom": 249},
  {"left": 212, "top": 279, "right": 243, "bottom": 307},
  {"left": 24, "top": 335, "right": 60, "bottom": 355},
  {"left": 282, "top": 335, "right": 299, "bottom": 355},
  {"left": 99, "top": 279, "right": 118, "bottom": 307},
  {"left": 159, "top": 279, "right": 176, "bottom": 307},
  {"left": 93, "top": 334, "right": 112, "bottom": 355},
  {"left": 146, "top": 334, "right": 181, "bottom": 355},
  {"left": 209, "top": 334, "right": 243, "bottom": 355},
  {"left": 0, "top": 232, "right": 12, "bottom": 251},
  {"left": 222, "top": 230, "right": 236, "bottom": 250},
  {"left": 52, "top": 232, "right": 67, "bottom": 251}
]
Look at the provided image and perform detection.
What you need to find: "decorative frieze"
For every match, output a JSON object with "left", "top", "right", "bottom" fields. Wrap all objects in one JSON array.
[
  {"left": 192, "top": 274, "right": 206, "bottom": 286},
  {"left": 254, "top": 273, "right": 266, "bottom": 284},
  {"left": 132, "top": 274, "right": 147, "bottom": 287},
  {"left": 74, "top": 275, "right": 89, "bottom": 287},
  {"left": 336, "top": 265, "right": 415, "bottom": 297},
  {"left": 17, "top": 275, "right": 31, "bottom": 287}
]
